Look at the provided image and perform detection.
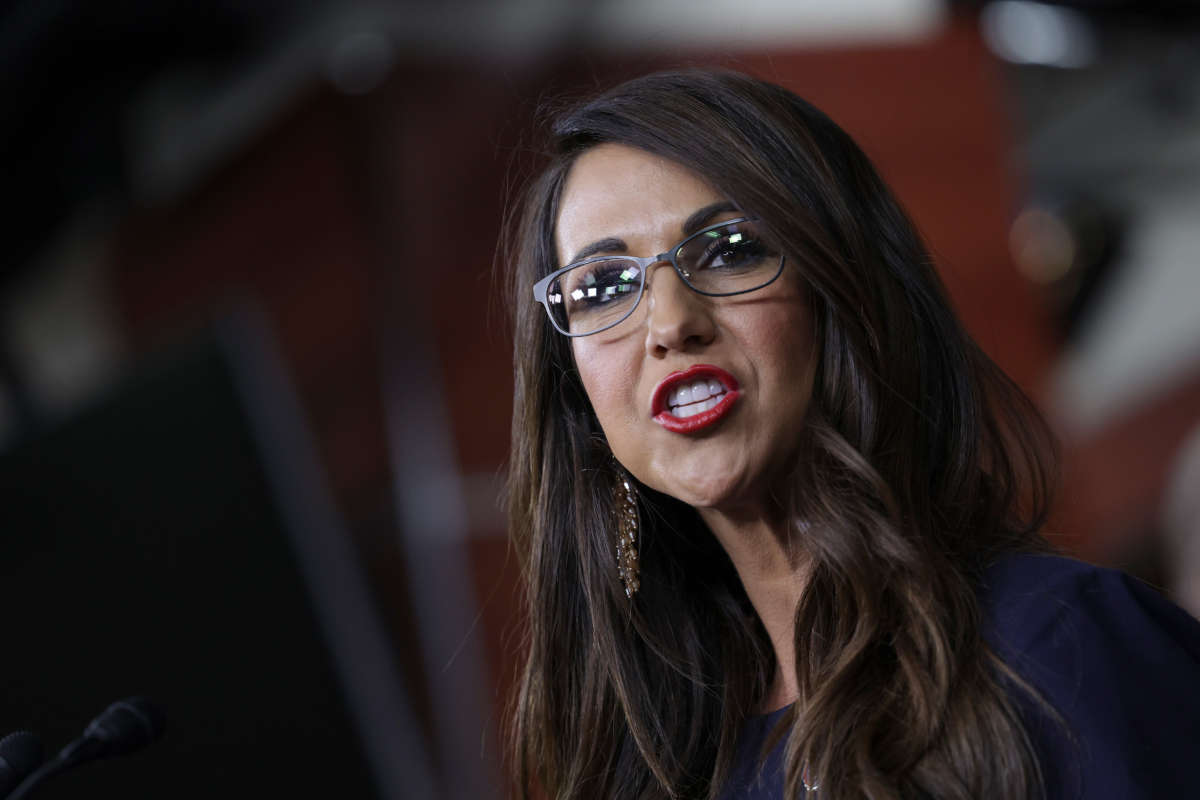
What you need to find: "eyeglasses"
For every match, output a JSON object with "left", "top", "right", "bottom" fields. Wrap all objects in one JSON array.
[{"left": 532, "top": 217, "right": 785, "bottom": 337}]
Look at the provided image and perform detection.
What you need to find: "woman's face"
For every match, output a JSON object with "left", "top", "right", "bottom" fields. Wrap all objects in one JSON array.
[{"left": 556, "top": 144, "right": 817, "bottom": 514}]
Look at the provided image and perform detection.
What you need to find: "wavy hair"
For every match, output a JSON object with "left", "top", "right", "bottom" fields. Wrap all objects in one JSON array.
[{"left": 504, "top": 68, "right": 1056, "bottom": 800}]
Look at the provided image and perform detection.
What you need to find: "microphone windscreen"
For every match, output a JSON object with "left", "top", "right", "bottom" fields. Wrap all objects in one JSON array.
[
  {"left": 0, "top": 731, "right": 45, "bottom": 793},
  {"left": 83, "top": 697, "right": 166, "bottom": 757}
]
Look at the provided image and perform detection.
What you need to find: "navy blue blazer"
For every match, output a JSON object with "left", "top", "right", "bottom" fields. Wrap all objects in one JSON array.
[{"left": 718, "top": 554, "right": 1200, "bottom": 798}]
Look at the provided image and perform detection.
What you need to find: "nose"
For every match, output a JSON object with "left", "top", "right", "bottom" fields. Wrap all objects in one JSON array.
[{"left": 643, "top": 263, "right": 716, "bottom": 358}]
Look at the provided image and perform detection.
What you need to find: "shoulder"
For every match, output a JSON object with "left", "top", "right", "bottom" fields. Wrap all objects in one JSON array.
[
  {"left": 979, "top": 552, "right": 1200, "bottom": 664},
  {"left": 979, "top": 553, "right": 1200, "bottom": 799}
]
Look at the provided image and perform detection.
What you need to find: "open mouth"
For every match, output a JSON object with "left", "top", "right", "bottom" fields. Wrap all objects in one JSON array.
[
  {"left": 651, "top": 365, "right": 740, "bottom": 434},
  {"left": 668, "top": 378, "right": 728, "bottom": 418}
]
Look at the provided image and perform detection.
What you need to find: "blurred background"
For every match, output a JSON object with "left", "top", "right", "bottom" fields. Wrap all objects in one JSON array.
[{"left": 2, "top": 0, "right": 1198, "bottom": 797}]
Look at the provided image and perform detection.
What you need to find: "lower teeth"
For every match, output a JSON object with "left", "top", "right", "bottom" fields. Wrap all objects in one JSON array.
[{"left": 672, "top": 393, "right": 724, "bottom": 419}]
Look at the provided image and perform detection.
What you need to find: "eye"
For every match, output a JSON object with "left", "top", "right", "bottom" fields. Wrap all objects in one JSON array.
[
  {"left": 691, "top": 228, "right": 770, "bottom": 272},
  {"left": 560, "top": 261, "right": 641, "bottom": 311}
]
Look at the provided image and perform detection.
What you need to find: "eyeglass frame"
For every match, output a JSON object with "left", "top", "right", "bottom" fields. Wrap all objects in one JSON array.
[{"left": 531, "top": 216, "right": 787, "bottom": 338}]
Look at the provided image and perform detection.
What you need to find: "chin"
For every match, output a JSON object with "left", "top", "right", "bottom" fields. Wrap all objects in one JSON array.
[{"left": 657, "top": 476, "right": 748, "bottom": 513}]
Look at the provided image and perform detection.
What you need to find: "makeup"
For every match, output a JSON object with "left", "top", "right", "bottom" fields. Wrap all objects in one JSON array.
[{"left": 651, "top": 364, "right": 741, "bottom": 434}]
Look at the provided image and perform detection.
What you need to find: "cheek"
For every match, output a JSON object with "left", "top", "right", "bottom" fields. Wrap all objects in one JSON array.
[
  {"left": 571, "top": 341, "right": 639, "bottom": 432},
  {"left": 738, "top": 298, "right": 817, "bottom": 413}
]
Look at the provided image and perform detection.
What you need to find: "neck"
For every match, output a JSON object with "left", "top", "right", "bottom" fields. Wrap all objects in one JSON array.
[{"left": 698, "top": 503, "right": 809, "bottom": 713}]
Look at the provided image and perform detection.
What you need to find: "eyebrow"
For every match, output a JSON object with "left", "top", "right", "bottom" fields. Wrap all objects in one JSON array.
[
  {"left": 682, "top": 200, "right": 739, "bottom": 236},
  {"left": 567, "top": 200, "right": 740, "bottom": 264},
  {"left": 570, "top": 237, "right": 626, "bottom": 264}
]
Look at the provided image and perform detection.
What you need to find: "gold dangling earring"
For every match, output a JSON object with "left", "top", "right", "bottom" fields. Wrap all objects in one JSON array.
[{"left": 613, "top": 465, "right": 641, "bottom": 597}]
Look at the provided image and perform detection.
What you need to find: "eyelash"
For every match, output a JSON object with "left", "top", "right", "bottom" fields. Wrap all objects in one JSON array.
[{"left": 695, "top": 236, "right": 767, "bottom": 269}]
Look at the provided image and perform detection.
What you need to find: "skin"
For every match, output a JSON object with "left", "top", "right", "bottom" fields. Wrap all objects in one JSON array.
[{"left": 556, "top": 143, "right": 819, "bottom": 710}]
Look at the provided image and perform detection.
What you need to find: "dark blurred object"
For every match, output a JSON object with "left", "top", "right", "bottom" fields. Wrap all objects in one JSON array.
[
  {"left": 1009, "top": 197, "right": 1124, "bottom": 340},
  {"left": 0, "top": 0, "right": 312, "bottom": 290},
  {"left": 0, "top": 312, "right": 431, "bottom": 799}
]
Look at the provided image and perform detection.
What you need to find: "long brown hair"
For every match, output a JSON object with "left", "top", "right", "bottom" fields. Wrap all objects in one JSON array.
[{"left": 504, "top": 68, "right": 1056, "bottom": 800}]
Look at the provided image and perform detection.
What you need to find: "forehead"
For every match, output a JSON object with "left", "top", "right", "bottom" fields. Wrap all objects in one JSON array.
[{"left": 554, "top": 144, "right": 722, "bottom": 265}]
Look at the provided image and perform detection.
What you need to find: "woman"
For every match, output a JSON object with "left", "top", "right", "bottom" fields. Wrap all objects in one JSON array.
[{"left": 504, "top": 68, "right": 1200, "bottom": 799}]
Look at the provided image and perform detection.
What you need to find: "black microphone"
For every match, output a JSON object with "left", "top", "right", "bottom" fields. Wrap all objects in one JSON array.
[
  {"left": 0, "top": 732, "right": 44, "bottom": 797},
  {"left": 7, "top": 697, "right": 165, "bottom": 800}
]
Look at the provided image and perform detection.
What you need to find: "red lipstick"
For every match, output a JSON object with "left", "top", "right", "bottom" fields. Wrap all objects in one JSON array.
[{"left": 651, "top": 364, "right": 741, "bottom": 434}]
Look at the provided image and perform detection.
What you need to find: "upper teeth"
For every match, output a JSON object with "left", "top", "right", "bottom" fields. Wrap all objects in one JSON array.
[{"left": 668, "top": 378, "right": 726, "bottom": 417}]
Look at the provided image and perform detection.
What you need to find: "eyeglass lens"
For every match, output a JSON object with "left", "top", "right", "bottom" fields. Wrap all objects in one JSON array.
[{"left": 544, "top": 219, "right": 779, "bottom": 335}]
